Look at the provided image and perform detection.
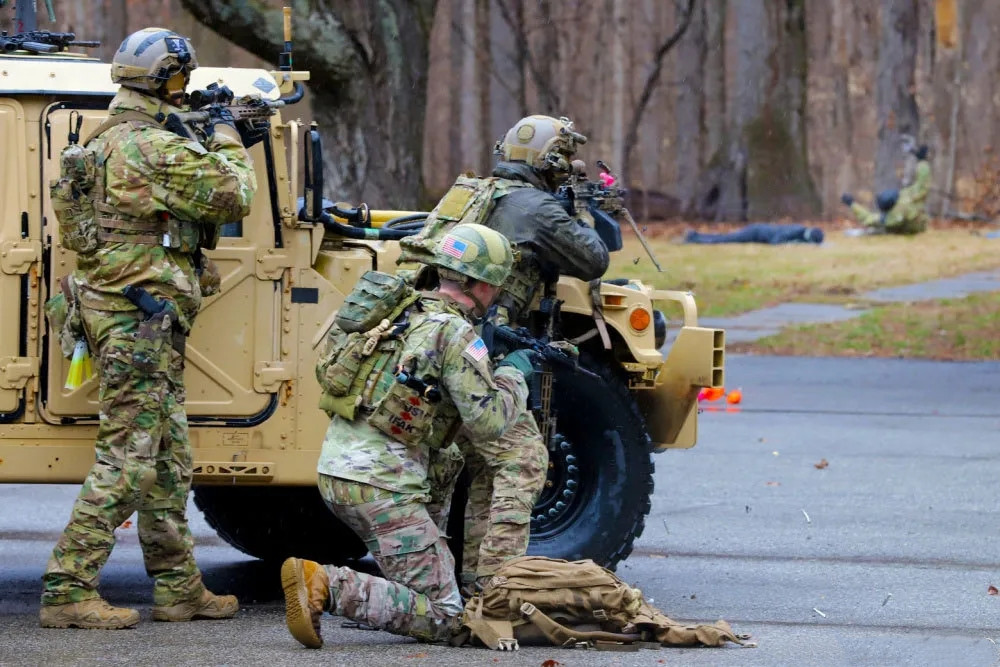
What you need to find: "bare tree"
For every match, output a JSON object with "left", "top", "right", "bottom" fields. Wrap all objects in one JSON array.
[
  {"left": 874, "top": 0, "right": 920, "bottom": 192},
  {"left": 180, "top": 0, "right": 437, "bottom": 208},
  {"left": 620, "top": 0, "right": 696, "bottom": 187},
  {"left": 693, "top": 0, "right": 820, "bottom": 220}
]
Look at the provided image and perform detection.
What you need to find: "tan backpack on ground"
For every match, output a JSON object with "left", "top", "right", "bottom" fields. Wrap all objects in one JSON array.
[{"left": 458, "top": 556, "right": 753, "bottom": 651}]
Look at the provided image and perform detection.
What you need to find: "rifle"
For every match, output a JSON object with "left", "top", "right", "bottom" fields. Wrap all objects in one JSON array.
[
  {"left": 164, "top": 83, "right": 282, "bottom": 143},
  {"left": 482, "top": 322, "right": 599, "bottom": 412},
  {"left": 555, "top": 160, "right": 664, "bottom": 272},
  {"left": 0, "top": 30, "right": 100, "bottom": 54}
]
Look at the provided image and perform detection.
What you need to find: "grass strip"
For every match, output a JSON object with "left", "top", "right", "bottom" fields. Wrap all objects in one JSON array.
[{"left": 730, "top": 291, "right": 1000, "bottom": 360}]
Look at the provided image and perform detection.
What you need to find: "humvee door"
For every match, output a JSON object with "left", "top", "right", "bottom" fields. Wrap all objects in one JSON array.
[{"left": 41, "top": 103, "right": 285, "bottom": 424}]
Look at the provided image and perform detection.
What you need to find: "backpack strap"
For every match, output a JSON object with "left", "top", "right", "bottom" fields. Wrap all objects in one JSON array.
[
  {"left": 82, "top": 110, "right": 160, "bottom": 146},
  {"left": 519, "top": 603, "right": 640, "bottom": 647}
]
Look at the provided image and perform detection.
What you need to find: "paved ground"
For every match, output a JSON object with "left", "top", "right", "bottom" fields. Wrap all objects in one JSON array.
[
  {"left": 700, "top": 269, "right": 1000, "bottom": 343},
  {"left": 1, "top": 356, "right": 999, "bottom": 665}
]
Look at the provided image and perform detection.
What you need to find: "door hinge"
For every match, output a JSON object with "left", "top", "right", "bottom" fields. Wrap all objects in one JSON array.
[
  {"left": 0, "top": 356, "right": 39, "bottom": 389},
  {"left": 255, "top": 248, "right": 294, "bottom": 279},
  {"left": 1, "top": 240, "right": 41, "bottom": 275},
  {"left": 253, "top": 361, "right": 293, "bottom": 393}
]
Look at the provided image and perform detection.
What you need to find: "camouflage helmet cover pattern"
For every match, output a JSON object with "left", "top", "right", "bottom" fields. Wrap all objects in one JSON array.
[
  {"left": 497, "top": 115, "right": 588, "bottom": 174},
  {"left": 433, "top": 223, "right": 513, "bottom": 287},
  {"left": 111, "top": 27, "right": 198, "bottom": 93}
]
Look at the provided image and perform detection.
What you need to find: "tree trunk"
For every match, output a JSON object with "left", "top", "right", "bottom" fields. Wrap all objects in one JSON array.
[
  {"left": 675, "top": 0, "right": 706, "bottom": 212},
  {"left": 180, "top": 0, "right": 436, "bottom": 209},
  {"left": 874, "top": 0, "right": 920, "bottom": 192},
  {"left": 694, "top": 0, "right": 820, "bottom": 220},
  {"left": 475, "top": 0, "right": 492, "bottom": 175}
]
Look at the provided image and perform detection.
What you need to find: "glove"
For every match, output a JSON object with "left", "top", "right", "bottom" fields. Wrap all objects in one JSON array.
[
  {"left": 497, "top": 349, "right": 538, "bottom": 381},
  {"left": 840, "top": 193, "right": 854, "bottom": 207},
  {"left": 205, "top": 105, "right": 237, "bottom": 136},
  {"left": 914, "top": 144, "right": 929, "bottom": 161},
  {"left": 236, "top": 119, "right": 269, "bottom": 148}
]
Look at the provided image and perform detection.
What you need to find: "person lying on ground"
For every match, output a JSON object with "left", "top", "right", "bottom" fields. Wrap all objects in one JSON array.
[{"left": 683, "top": 223, "right": 824, "bottom": 245}]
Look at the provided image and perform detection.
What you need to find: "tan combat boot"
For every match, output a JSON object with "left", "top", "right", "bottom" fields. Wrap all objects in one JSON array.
[
  {"left": 151, "top": 589, "right": 239, "bottom": 622},
  {"left": 281, "top": 557, "right": 330, "bottom": 649},
  {"left": 39, "top": 598, "right": 140, "bottom": 629}
]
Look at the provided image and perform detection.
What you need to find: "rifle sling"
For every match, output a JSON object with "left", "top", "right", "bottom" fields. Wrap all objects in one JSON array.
[{"left": 82, "top": 110, "right": 160, "bottom": 146}]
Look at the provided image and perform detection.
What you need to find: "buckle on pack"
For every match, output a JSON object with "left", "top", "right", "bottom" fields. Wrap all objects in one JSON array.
[
  {"left": 519, "top": 602, "right": 537, "bottom": 617},
  {"left": 593, "top": 609, "right": 608, "bottom": 621},
  {"left": 497, "top": 637, "right": 519, "bottom": 651}
]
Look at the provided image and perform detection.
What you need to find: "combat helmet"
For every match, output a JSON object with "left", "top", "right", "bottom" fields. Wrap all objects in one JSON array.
[
  {"left": 433, "top": 223, "right": 513, "bottom": 287},
  {"left": 111, "top": 28, "right": 198, "bottom": 94},
  {"left": 497, "top": 115, "right": 587, "bottom": 182}
]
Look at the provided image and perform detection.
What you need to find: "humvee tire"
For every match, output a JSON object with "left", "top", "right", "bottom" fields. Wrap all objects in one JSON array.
[
  {"left": 448, "top": 353, "right": 654, "bottom": 572},
  {"left": 526, "top": 352, "right": 654, "bottom": 570},
  {"left": 194, "top": 486, "right": 367, "bottom": 564}
]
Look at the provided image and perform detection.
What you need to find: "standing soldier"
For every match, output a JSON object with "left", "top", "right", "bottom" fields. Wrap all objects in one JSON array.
[
  {"left": 842, "top": 143, "right": 932, "bottom": 235},
  {"left": 40, "top": 28, "right": 257, "bottom": 629},
  {"left": 282, "top": 224, "right": 535, "bottom": 647},
  {"left": 401, "top": 115, "right": 610, "bottom": 592}
]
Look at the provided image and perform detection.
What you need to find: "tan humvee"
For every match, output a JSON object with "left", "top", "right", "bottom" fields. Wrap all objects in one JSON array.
[{"left": 0, "top": 46, "right": 724, "bottom": 568}]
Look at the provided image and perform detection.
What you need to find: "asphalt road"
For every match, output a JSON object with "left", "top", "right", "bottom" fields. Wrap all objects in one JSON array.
[{"left": 1, "top": 356, "right": 999, "bottom": 666}]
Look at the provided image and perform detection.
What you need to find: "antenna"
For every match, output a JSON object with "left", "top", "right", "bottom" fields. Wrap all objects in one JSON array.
[{"left": 279, "top": 6, "right": 293, "bottom": 71}]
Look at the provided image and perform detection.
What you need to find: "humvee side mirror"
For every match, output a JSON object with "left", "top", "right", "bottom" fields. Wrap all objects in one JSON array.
[{"left": 302, "top": 122, "right": 323, "bottom": 222}]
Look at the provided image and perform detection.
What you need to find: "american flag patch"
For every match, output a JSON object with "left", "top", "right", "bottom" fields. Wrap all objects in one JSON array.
[
  {"left": 440, "top": 235, "right": 468, "bottom": 259},
  {"left": 464, "top": 337, "right": 488, "bottom": 362}
]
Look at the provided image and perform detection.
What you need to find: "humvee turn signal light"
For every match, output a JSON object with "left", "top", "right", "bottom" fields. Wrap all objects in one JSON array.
[{"left": 629, "top": 307, "right": 651, "bottom": 332}]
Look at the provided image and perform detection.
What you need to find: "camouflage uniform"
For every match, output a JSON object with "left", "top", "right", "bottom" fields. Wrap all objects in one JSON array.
[
  {"left": 459, "top": 160, "right": 609, "bottom": 585},
  {"left": 850, "top": 159, "right": 931, "bottom": 235},
  {"left": 314, "top": 294, "right": 528, "bottom": 641},
  {"left": 41, "top": 87, "right": 256, "bottom": 608}
]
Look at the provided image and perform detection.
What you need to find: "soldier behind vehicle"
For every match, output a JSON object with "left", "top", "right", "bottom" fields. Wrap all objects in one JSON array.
[
  {"left": 39, "top": 27, "right": 258, "bottom": 630},
  {"left": 399, "top": 115, "right": 610, "bottom": 592},
  {"left": 281, "top": 223, "right": 537, "bottom": 648},
  {"left": 842, "top": 140, "right": 931, "bottom": 236}
]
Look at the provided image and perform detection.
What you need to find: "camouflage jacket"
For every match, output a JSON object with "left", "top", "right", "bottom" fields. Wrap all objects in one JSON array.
[
  {"left": 317, "top": 294, "right": 528, "bottom": 496},
  {"left": 888, "top": 159, "right": 931, "bottom": 234},
  {"left": 75, "top": 87, "right": 256, "bottom": 330},
  {"left": 484, "top": 162, "right": 609, "bottom": 322}
]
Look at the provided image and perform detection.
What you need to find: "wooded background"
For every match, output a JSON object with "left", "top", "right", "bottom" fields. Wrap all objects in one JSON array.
[{"left": 5, "top": 0, "right": 994, "bottom": 221}]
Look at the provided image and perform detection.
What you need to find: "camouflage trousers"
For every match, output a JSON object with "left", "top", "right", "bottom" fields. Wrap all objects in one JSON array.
[
  {"left": 42, "top": 308, "right": 203, "bottom": 607},
  {"left": 850, "top": 202, "right": 926, "bottom": 235},
  {"left": 317, "top": 475, "right": 463, "bottom": 642},
  {"left": 461, "top": 409, "right": 547, "bottom": 584}
]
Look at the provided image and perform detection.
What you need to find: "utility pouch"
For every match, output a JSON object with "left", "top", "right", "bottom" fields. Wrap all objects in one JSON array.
[
  {"left": 133, "top": 310, "right": 172, "bottom": 373},
  {"left": 367, "top": 380, "right": 437, "bottom": 447},
  {"left": 335, "top": 271, "right": 418, "bottom": 334},
  {"left": 44, "top": 276, "right": 87, "bottom": 359},
  {"left": 317, "top": 330, "right": 369, "bottom": 398},
  {"left": 51, "top": 177, "right": 100, "bottom": 255}
]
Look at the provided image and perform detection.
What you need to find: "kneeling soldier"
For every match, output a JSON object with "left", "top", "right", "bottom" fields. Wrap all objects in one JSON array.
[{"left": 282, "top": 224, "right": 535, "bottom": 647}]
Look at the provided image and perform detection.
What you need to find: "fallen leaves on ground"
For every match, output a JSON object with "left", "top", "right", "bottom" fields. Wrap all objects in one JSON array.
[
  {"left": 404, "top": 652, "right": 428, "bottom": 659},
  {"left": 766, "top": 481, "right": 781, "bottom": 486},
  {"left": 541, "top": 660, "right": 562, "bottom": 667},
  {"left": 814, "top": 458, "right": 829, "bottom": 469},
  {"left": 988, "top": 585, "right": 998, "bottom": 595}
]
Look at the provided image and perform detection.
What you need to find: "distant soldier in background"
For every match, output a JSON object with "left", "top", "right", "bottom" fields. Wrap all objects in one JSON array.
[
  {"left": 40, "top": 27, "right": 257, "bottom": 629},
  {"left": 842, "top": 141, "right": 931, "bottom": 235}
]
